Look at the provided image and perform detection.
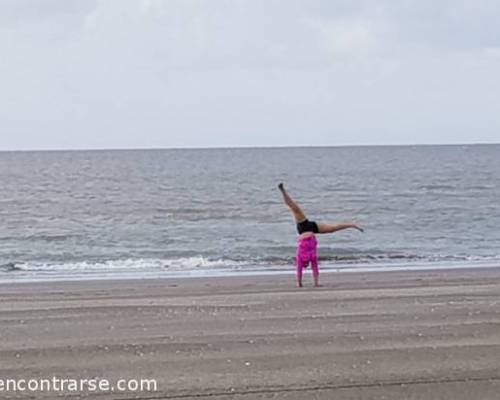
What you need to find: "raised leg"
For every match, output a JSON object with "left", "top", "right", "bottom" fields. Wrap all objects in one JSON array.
[
  {"left": 278, "top": 183, "right": 307, "bottom": 223},
  {"left": 317, "top": 223, "right": 339, "bottom": 234},
  {"left": 317, "top": 222, "right": 364, "bottom": 234}
]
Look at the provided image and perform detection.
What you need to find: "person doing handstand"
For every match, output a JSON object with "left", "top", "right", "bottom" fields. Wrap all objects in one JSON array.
[{"left": 278, "top": 183, "right": 363, "bottom": 287}]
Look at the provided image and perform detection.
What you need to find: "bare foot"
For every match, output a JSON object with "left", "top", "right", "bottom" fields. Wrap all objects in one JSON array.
[{"left": 351, "top": 220, "right": 364, "bottom": 232}]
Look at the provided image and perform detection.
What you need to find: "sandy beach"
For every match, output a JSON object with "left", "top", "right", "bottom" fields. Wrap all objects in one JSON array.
[{"left": 1, "top": 268, "right": 500, "bottom": 399}]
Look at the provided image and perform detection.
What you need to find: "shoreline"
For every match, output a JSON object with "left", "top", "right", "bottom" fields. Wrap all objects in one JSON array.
[
  {"left": 2, "top": 264, "right": 500, "bottom": 293},
  {"left": 1, "top": 261, "right": 500, "bottom": 286}
]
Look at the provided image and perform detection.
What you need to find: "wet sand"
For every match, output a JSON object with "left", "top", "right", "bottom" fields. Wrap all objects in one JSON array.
[{"left": 1, "top": 267, "right": 500, "bottom": 399}]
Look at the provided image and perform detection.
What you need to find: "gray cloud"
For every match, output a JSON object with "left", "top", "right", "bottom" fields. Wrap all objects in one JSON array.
[{"left": 0, "top": 0, "right": 499, "bottom": 150}]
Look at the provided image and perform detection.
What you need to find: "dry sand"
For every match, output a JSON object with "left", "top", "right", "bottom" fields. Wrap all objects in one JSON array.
[{"left": 1, "top": 268, "right": 500, "bottom": 399}]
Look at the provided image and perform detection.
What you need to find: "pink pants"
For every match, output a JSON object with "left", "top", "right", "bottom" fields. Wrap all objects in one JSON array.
[{"left": 296, "top": 236, "right": 319, "bottom": 281}]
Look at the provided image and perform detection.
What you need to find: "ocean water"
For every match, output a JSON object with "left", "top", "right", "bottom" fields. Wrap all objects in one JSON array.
[{"left": 1, "top": 145, "right": 499, "bottom": 281}]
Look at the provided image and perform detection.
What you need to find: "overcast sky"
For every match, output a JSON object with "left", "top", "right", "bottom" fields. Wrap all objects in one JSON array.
[{"left": 0, "top": 0, "right": 499, "bottom": 150}]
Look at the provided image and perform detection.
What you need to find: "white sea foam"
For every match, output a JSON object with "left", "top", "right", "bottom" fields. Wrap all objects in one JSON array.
[
  {"left": 10, "top": 257, "right": 250, "bottom": 273},
  {"left": 5, "top": 253, "right": 500, "bottom": 274}
]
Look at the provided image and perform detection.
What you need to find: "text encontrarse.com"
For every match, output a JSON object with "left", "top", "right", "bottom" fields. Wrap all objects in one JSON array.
[{"left": 0, "top": 377, "right": 158, "bottom": 393}]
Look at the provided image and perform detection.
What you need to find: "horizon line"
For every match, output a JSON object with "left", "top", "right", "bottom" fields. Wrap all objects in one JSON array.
[{"left": 0, "top": 142, "right": 499, "bottom": 153}]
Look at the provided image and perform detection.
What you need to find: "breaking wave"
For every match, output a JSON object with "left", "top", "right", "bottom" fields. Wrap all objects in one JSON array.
[{"left": 1, "top": 252, "right": 499, "bottom": 280}]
